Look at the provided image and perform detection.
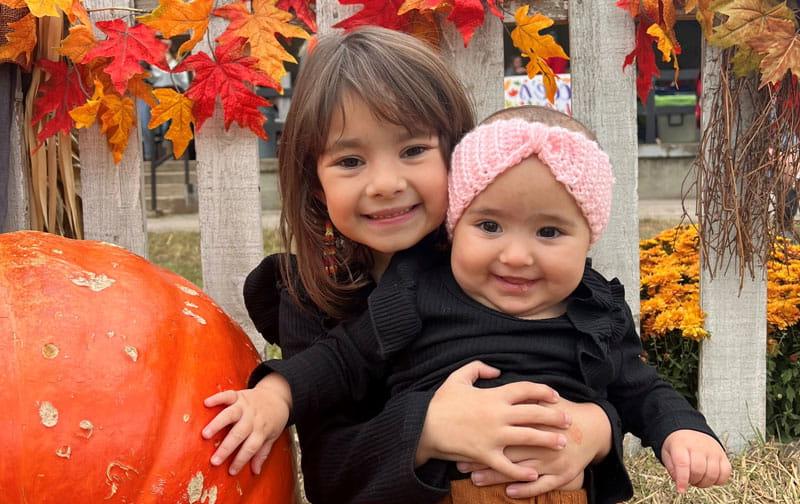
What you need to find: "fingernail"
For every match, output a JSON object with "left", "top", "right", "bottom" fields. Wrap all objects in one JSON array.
[
  {"left": 211, "top": 456, "right": 220, "bottom": 465},
  {"left": 507, "top": 486, "right": 520, "bottom": 497},
  {"left": 553, "top": 390, "right": 560, "bottom": 399},
  {"left": 229, "top": 467, "right": 238, "bottom": 476},
  {"left": 557, "top": 434, "right": 567, "bottom": 448},
  {"left": 472, "top": 473, "right": 484, "bottom": 485}
]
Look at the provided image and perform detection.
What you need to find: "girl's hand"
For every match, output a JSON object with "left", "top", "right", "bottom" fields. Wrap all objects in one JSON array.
[
  {"left": 455, "top": 400, "right": 612, "bottom": 498},
  {"left": 661, "top": 430, "right": 731, "bottom": 493},
  {"left": 416, "top": 361, "right": 572, "bottom": 483},
  {"left": 202, "top": 373, "right": 292, "bottom": 476}
]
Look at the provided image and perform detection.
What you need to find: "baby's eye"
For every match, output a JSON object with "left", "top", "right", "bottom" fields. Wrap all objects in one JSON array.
[
  {"left": 403, "top": 145, "right": 428, "bottom": 157},
  {"left": 538, "top": 227, "right": 561, "bottom": 238},
  {"left": 478, "top": 221, "right": 501, "bottom": 233},
  {"left": 337, "top": 157, "right": 363, "bottom": 169}
]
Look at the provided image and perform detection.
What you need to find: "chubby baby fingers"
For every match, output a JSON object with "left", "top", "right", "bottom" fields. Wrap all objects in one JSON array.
[
  {"left": 202, "top": 403, "right": 244, "bottom": 439},
  {"left": 228, "top": 432, "right": 271, "bottom": 476},
  {"left": 251, "top": 441, "right": 278, "bottom": 475}
]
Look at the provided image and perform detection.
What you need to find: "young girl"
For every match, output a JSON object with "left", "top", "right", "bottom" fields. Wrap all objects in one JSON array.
[{"left": 202, "top": 28, "right": 627, "bottom": 503}]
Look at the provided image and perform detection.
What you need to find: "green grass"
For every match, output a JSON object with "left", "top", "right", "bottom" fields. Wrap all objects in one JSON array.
[{"left": 147, "top": 229, "right": 284, "bottom": 287}]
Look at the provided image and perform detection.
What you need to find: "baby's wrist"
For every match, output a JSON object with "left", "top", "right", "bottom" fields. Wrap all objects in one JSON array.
[{"left": 255, "top": 373, "right": 293, "bottom": 409}]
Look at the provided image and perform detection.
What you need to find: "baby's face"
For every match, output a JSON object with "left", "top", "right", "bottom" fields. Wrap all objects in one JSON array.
[{"left": 450, "top": 156, "right": 591, "bottom": 319}]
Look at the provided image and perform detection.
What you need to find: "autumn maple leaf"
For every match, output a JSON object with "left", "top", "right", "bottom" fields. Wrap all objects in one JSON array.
[
  {"left": 710, "top": 0, "right": 796, "bottom": 49},
  {"left": 32, "top": 59, "right": 86, "bottom": 144},
  {"left": 399, "top": 0, "right": 499, "bottom": 46},
  {"left": 0, "top": 12, "right": 36, "bottom": 69},
  {"left": 138, "top": 0, "right": 213, "bottom": 57},
  {"left": 69, "top": 78, "right": 105, "bottom": 129},
  {"left": 215, "top": 0, "right": 309, "bottom": 83},
  {"left": 83, "top": 19, "right": 168, "bottom": 94},
  {"left": 175, "top": 39, "right": 272, "bottom": 139},
  {"left": 276, "top": 0, "right": 316, "bottom": 31},
  {"left": 624, "top": 21, "right": 660, "bottom": 104},
  {"left": 24, "top": 0, "right": 70, "bottom": 18},
  {"left": 685, "top": 0, "right": 714, "bottom": 36},
  {"left": 748, "top": 18, "right": 800, "bottom": 87},
  {"left": 99, "top": 92, "right": 136, "bottom": 163},
  {"left": 510, "top": 6, "right": 568, "bottom": 103},
  {"left": 59, "top": 24, "right": 96, "bottom": 64},
  {"left": 334, "top": 0, "right": 412, "bottom": 32},
  {"left": 148, "top": 88, "right": 195, "bottom": 158}
]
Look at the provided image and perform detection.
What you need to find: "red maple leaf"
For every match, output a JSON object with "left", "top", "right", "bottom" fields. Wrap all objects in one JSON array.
[
  {"left": 623, "top": 22, "right": 659, "bottom": 104},
  {"left": 83, "top": 19, "right": 168, "bottom": 94},
  {"left": 334, "top": 0, "right": 412, "bottom": 32},
  {"left": 276, "top": 0, "right": 316, "bottom": 32},
  {"left": 175, "top": 39, "right": 272, "bottom": 138},
  {"left": 32, "top": 59, "right": 86, "bottom": 145}
]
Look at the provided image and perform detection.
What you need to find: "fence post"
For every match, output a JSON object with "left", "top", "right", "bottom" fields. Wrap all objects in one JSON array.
[
  {"left": 2, "top": 66, "right": 30, "bottom": 233},
  {"left": 570, "top": 3, "right": 639, "bottom": 318},
  {"left": 696, "top": 44, "right": 766, "bottom": 453},
  {"left": 193, "top": 10, "right": 265, "bottom": 349},
  {"left": 80, "top": 0, "right": 147, "bottom": 255}
]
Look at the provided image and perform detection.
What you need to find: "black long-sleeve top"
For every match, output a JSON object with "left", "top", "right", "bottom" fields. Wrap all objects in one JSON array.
[{"left": 244, "top": 245, "right": 644, "bottom": 504}]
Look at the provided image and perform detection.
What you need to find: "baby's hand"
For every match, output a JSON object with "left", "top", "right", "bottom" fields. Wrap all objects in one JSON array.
[
  {"left": 202, "top": 373, "right": 292, "bottom": 476},
  {"left": 661, "top": 430, "right": 732, "bottom": 493}
]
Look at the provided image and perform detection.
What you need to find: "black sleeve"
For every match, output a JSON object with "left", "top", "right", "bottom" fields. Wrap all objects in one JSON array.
[
  {"left": 248, "top": 287, "right": 449, "bottom": 503},
  {"left": 243, "top": 253, "right": 284, "bottom": 345},
  {"left": 607, "top": 281, "right": 720, "bottom": 461},
  {"left": 584, "top": 399, "right": 633, "bottom": 504}
]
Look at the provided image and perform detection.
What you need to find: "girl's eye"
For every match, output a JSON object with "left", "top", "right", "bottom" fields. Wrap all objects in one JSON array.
[
  {"left": 478, "top": 221, "right": 501, "bottom": 233},
  {"left": 403, "top": 145, "right": 428, "bottom": 158},
  {"left": 538, "top": 227, "right": 561, "bottom": 238},
  {"left": 337, "top": 157, "right": 363, "bottom": 169}
]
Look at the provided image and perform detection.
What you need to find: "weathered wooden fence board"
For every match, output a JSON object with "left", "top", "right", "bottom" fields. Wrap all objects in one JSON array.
[
  {"left": 2, "top": 68, "right": 29, "bottom": 233},
  {"left": 697, "top": 44, "right": 766, "bottom": 452},
  {"left": 194, "top": 10, "right": 265, "bottom": 349},
  {"left": 80, "top": 0, "right": 147, "bottom": 256}
]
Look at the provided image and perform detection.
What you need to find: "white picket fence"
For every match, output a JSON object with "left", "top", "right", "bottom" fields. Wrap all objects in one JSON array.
[{"left": 2, "top": 1, "right": 764, "bottom": 453}]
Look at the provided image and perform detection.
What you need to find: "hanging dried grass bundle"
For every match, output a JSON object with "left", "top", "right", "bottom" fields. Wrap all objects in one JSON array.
[
  {"left": 21, "top": 14, "right": 82, "bottom": 238},
  {"left": 692, "top": 49, "right": 798, "bottom": 282}
]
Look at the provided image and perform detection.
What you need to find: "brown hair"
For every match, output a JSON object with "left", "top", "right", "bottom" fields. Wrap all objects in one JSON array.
[
  {"left": 483, "top": 105, "right": 597, "bottom": 141},
  {"left": 278, "top": 26, "right": 475, "bottom": 320}
]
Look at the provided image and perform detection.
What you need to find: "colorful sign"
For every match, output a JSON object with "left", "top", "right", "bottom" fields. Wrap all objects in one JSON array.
[{"left": 504, "top": 74, "right": 572, "bottom": 115}]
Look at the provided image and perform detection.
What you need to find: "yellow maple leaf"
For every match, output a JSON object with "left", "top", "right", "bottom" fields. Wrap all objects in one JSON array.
[
  {"left": 67, "top": 0, "right": 89, "bottom": 25},
  {"left": 59, "top": 24, "right": 96, "bottom": 63},
  {"left": 216, "top": 0, "right": 309, "bottom": 83},
  {"left": 24, "top": 0, "right": 71, "bottom": 18},
  {"left": 510, "top": 5, "right": 567, "bottom": 104},
  {"left": 685, "top": 0, "right": 714, "bottom": 36},
  {"left": 138, "top": 0, "right": 213, "bottom": 57},
  {"left": 646, "top": 22, "right": 680, "bottom": 80},
  {"left": 99, "top": 93, "right": 136, "bottom": 164},
  {"left": 69, "top": 79, "right": 105, "bottom": 129},
  {"left": 0, "top": 13, "right": 36, "bottom": 69},
  {"left": 731, "top": 44, "right": 762, "bottom": 77},
  {"left": 148, "top": 88, "right": 195, "bottom": 158},
  {"left": 710, "top": 0, "right": 796, "bottom": 49},
  {"left": 748, "top": 17, "right": 800, "bottom": 87}
]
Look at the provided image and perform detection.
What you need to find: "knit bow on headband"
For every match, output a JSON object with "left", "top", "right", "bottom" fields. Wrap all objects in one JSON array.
[{"left": 446, "top": 118, "right": 615, "bottom": 245}]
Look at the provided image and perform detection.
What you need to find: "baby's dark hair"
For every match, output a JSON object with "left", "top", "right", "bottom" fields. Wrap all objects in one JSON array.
[
  {"left": 278, "top": 26, "right": 476, "bottom": 320},
  {"left": 483, "top": 105, "right": 597, "bottom": 141}
]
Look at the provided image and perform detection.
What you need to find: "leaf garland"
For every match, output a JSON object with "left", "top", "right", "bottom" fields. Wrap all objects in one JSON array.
[{"left": 618, "top": 0, "right": 800, "bottom": 102}]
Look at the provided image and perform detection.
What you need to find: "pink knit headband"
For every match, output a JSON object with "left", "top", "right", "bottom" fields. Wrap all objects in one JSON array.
[{"left": 447, "top": 118, "right": 614, "bottom": 244}]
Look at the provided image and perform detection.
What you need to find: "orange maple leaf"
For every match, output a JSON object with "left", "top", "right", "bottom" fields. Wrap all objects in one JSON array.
[
  {"left": 215, "top": 0, "right": 310, "bottom": 83},
  {"left": 748, "top": 18, "right": 800, "bottom": 87},
  {"left": 510, "top": 5, "right": 567, "bottom": 103},
  {"left": 99, "top": 93, "right": 136, "bottom": 163},
  {"left": 66, "top": 0, "right": 89, "bottom": 25},
  {"left": 0, "top": 12, "right": 36, "bottom": 69},
  {"left": 647, "top": 22, "right": 679, "bottom": 74},
  {"left": 127, "top": 72, "right": 157, "bottom": 107},
  {"left": 24, "top": 0, "right": 70, "bottom": 17},
  {"left": 59, "top": 24, "right": 95, "bottom": 64},
  {"left": 710, "top": 0, "right": 796, "bottom": 49},
  {"left": 148, "top": 88, "right": 195, "bottom": 158},
  {"left": 138, "top": 0, "right": 213, "bottom": 57},
  {"left": 69, "top": 79, "right": 105, "bottom": 128}
]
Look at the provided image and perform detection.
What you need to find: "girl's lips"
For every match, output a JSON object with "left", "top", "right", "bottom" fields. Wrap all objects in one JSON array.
[{"left": 365, "top": 205, "right": 416, "bottom": 220}]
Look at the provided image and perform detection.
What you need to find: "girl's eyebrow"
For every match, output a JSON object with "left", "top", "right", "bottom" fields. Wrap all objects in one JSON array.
[{"left": 326, "top": 137, "right": 364, "bottom": 153}]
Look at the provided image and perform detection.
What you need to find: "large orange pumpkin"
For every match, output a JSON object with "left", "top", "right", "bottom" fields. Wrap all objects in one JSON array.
[{"left": 0, "top": 231, "right": 294, "bottom": 503}]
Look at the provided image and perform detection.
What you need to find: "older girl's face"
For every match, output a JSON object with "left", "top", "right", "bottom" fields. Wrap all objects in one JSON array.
[{"left": 316, "top": 93, "right": 448, "bottom": 272}]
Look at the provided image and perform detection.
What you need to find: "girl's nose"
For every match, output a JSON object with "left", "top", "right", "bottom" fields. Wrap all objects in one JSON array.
[
  {"left": 365, "top": 163, "right": 407, "bottom": 197},
  {"left": 499, "top": 240, "right": 534, "bottom": 267}
]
